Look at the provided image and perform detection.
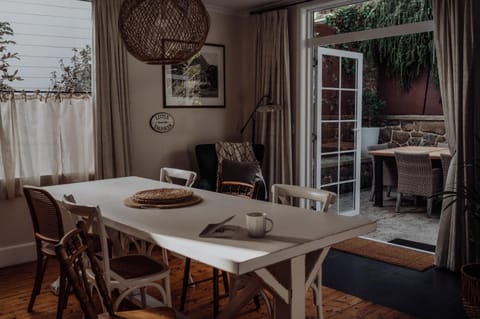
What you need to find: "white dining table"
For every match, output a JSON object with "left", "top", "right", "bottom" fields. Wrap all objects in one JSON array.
[{"left": 44, "top": 176, "right": 375, "bottom": 319}]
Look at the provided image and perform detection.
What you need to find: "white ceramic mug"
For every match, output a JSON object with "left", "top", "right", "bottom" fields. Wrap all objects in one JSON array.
[{"left": 245, "top": 212, "right": 274, "bottom": 238}]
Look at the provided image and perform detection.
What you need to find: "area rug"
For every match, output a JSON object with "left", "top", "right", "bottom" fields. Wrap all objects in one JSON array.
[
  {"left": 332, "top": 237, "right": 434, "bottom": 271},
  {"left": 389, "top": 238, "right": 436, "bottom": 253}
]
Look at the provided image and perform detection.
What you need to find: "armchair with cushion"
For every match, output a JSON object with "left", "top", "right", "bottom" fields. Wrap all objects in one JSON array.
[{"left": 194, "top": 143, "right": 266, "bottom": 200}]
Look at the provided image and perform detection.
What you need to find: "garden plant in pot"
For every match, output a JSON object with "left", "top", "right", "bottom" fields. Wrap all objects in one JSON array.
[
  {"left": 441, "top": 172, "right": 480, "bottom": 318},
  {"left": 361, "top": 89, "right": 385, "bottom": 155}
]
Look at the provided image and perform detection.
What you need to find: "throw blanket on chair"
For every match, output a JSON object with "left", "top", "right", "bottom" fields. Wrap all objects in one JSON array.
[{"left": 215, "top": 142, "right": 265, "bottom": 196}]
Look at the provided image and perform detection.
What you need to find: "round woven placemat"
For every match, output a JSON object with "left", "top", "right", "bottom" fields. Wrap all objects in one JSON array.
[
  {"left": 132, "top": 188, "right": 194, "bottom": 204},
  {"left": 124, "top": 195, "right": 202, "bottom": 209}
]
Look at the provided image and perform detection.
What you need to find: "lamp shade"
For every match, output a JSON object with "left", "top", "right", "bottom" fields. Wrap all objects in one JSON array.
[{"left": 119, "top": 0, "right": 210, "bottom": 65}]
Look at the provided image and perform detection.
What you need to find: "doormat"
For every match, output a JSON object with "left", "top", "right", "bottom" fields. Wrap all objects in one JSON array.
[
  {"left": 389, "top": 238, "right": 436, "bottom": 253},
  {"left": 332, "top": 237, "right": 434, "bottom": 271}
]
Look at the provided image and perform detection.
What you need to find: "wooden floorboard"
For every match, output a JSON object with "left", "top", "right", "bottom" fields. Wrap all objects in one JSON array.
[{"left": 0, "top": 249, "right": 414, "bottom": 319}]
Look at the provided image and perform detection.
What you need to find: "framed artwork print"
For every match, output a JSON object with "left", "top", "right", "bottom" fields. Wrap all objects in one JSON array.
[{"left": 163, "top": 43, "right": 225, "bottom": 108}]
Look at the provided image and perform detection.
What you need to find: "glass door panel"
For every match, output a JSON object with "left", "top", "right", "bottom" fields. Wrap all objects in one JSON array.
[{"left": 314, "top": 47, "right": 363, "bottom": 215}]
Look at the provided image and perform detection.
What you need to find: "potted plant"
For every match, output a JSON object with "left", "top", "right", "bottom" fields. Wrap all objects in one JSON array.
[{"left": 361, "top": 89, "right": 385, "bottom": 155}]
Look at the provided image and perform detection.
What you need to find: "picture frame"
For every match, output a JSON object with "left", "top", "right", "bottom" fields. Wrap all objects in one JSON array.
[{"left": 163, "top": 43, "right": 225, "bottom": 108}]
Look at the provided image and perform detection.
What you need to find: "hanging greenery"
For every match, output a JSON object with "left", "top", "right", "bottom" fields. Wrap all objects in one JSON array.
[{"left": 325, "top": 0, "right": 436, "bottom": 90}]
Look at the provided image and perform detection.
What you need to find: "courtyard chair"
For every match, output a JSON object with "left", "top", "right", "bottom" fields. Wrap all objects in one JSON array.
[
  {"left": 23, "top": 186, "right": 68, "bottom": 319},
  {"left": 61, "top": 195, "right": 172, "bottom": 311},
  {"left": 394, "top": 151, "right": 443, "bottom": 217},
  {"left": 368, "top": 143, "right": 398, "bottom": 200},
  {"left": 55, "top": 221, "right": 176, "bottom": 318},
  {"left": 263, "top": 184, "right": 336, "bottom": 319}
]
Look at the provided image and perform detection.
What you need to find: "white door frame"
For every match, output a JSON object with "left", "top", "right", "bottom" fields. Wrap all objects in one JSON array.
[{"left": 312, "top": 47, "right": 363, "bottom": 215}]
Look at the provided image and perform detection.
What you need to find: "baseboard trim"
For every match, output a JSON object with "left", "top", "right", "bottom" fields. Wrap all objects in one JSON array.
[{"left": 0, "top": 242, "right": 36, "bottom": 268}]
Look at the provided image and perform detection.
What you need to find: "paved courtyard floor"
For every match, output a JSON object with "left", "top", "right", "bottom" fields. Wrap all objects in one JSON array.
[{"left": 358, "top": 189, "right": 440, "bottom": 246}]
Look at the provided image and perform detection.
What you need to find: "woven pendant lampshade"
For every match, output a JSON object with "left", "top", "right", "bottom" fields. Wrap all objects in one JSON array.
[{"left": 119, "top": 0, "right": 210, "bottom": 65}]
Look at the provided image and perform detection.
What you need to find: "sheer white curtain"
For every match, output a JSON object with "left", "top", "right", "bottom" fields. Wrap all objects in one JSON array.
[{"left": 0, "top": 94, "right": 94, "bottom": 199}]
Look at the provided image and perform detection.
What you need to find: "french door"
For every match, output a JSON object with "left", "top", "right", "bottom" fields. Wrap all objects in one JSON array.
[{"left": 306, "top": 47, "right": 363, "bottom": 215}]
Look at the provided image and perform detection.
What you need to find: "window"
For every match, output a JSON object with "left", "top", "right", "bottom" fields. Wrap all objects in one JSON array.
[{"left": 0, "top": 0, "right": 93, "bottom": 199}]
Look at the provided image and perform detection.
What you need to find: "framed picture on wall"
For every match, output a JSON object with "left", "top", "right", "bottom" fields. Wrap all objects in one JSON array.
[{"left": 163, "top": 43, "right": 225, "bottom": 108}]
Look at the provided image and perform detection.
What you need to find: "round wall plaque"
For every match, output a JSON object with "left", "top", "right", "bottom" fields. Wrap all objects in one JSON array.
[{"left": 149, "top": 112, "right": 175, "bottom": 133}]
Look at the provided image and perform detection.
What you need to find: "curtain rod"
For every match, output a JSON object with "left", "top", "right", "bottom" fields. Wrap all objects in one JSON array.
[{"left": 250, "top": 0, "right": 313, "bottom": 14}]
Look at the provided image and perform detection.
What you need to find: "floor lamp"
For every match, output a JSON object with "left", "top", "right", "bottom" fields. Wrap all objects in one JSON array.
[{"left": 240, "top": 95, "right": 281, "bottom": 143}]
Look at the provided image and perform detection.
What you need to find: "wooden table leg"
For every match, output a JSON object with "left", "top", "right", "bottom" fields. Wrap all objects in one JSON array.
[
  {"left": 272, "top": 255, "right": 306, "bottom": 319},
  {"left": 374, "top": 155, "right": 384, "bottom": 207}
]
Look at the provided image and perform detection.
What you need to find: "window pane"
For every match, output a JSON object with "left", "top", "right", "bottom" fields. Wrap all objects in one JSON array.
[
  {"left": 341, "top": 57, "right": 357, "bottom": 89},
  {"left": 321, "top": 154, "right": 338, "bottom": 184},
  {"left": 340, "top": 122, "right": 356, "bottom": 151},
  {"left": 322, "top": 55, "right": 339, "bottom": 88},
  {"left": 321, "top": 90, "right": 339, "bottom": 120},
  {"left": 321, "top": 122, "right": 338, "bottom": 153},
  {"left": 341, "top": 90, "right": 356, "bottom": 120}
]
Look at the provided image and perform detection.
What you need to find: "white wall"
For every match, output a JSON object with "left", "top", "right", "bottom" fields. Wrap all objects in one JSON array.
[
  {"left": 129, "top": 10, "right": 255, "bottom": 179},
  {"left": 0, "top": 9, "right": 256, "bottom": 267}
]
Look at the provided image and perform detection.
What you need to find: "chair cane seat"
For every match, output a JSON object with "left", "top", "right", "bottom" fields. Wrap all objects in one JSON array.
[{"left": 110, "top": 255, "right": 169, "bottom": 280}]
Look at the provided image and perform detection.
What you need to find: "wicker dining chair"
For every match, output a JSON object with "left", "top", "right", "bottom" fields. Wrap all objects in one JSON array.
[
  {"left": 23, "top": 186, "right": 68, "bottom": 319},
  {"left": 368, "top": 143, "right": 398, "bottom": 200},
  {"left": 55, "top": 221, "right": 176, "bottom": 319},
  {"left": 60, "top": 195, "right": 172, "bottom": 311},
  {"left": 394, "top": 151, "right": 443, "bottom": 217},
  {"left": 270, "top": 184, "right": 336, "bottom": 319}
]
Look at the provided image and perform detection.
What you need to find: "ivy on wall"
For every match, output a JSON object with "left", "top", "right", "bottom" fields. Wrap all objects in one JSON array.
[{"left": 325, "top": 0, "right": 436, "bottom": 90}]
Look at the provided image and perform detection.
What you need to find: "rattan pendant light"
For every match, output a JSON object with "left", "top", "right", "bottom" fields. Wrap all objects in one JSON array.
[{"left": 119, "top": 0, "right": 210, "bottom": 64}]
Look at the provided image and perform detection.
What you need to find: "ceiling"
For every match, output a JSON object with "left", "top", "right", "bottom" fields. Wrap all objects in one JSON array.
[{"left": 203, "top": 0, "right": 288, "bottom": 14}]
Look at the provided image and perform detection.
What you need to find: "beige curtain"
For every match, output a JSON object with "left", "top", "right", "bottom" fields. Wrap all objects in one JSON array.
[
  {"left": 93, "top": 0, "right": 131, "bottom": 179},
  {"left": 254, "top": 9, "right": 293, "bottom": 189},
  {"left": 433, "top": 0, "right": 480, "bottom": 270}
]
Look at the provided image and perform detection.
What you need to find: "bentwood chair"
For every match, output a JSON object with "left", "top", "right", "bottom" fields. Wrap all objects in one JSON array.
[
  {"left": 368, "top": 144, "right": 398, "bottom": 200},
  {"left": 160, "top": 167, "right": 197, "bottom": 187},
  {"left": 394, "top": 152, "right": 443, "bottom": 217},
  {"left": 61, "top": 195, "right": 172, "bottom": 311},
  {"left": 23, "top": 186, "right": 67, "bottom": 319},
  {"left": 55, "top": 221, "right": 176, "bottom": 319},
  {"left": 124, "top": 167, "right": 198, "bottom": 256},
  {"left": 217, "top": 181, "right": 257, "bottom": 199},
  {"left": 270, "top": 184, "right": 337, "bottom": 319}
]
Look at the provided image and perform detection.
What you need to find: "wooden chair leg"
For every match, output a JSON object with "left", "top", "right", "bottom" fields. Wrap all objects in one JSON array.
[
  {"left": 221, "top": 271, "right": 229, "bottom": 296},
  {"left": 28, "top": 254, "right": 48, "bottom": 312},
  {"left": 369, "top": 184, "right": 375, "bottom": 201},
  {"left": 386, "top": 186, "right": 392, "bottom": 198},
  {"left": 56, "top": 268, "right": 67, "bottom": 319},
  {"left": 213, "top": 268, "right": 219, "bottom": 318},
  {"left": 427, "top": 197, "right": 433, "bottom": 218},
  {"left": 395, "top": 193, "right": 402, "bottom": 213},
  {"left": 179, "top": 257, "right": 191, "bottom": 312}
]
